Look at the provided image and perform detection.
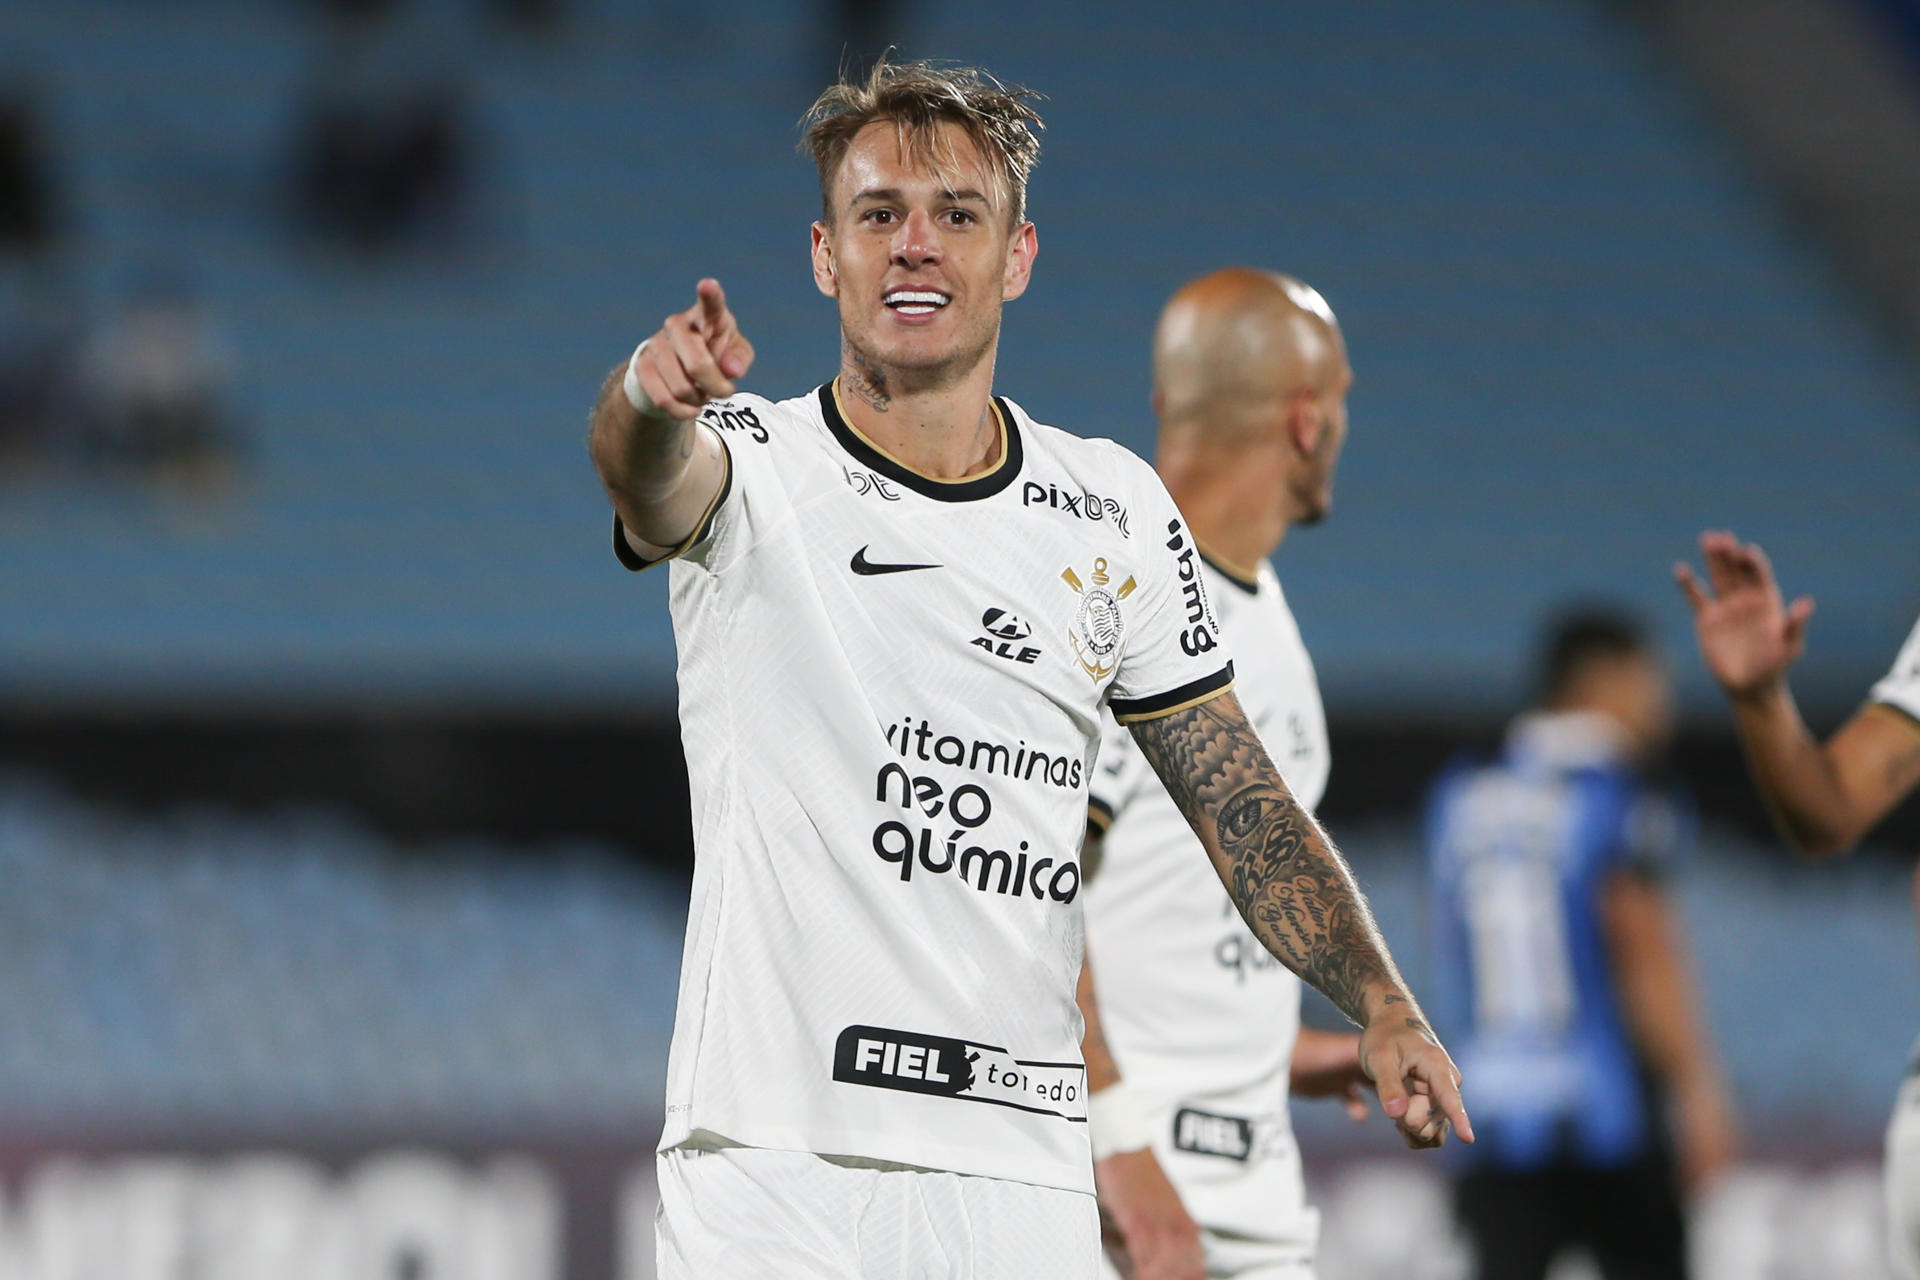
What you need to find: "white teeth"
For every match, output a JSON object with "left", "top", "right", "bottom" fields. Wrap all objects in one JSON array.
[{"left": 884, "top": 290, "right": 949, "bottom": 308}]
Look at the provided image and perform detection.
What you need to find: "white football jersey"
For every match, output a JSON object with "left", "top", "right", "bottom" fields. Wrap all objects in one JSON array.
[
  {"left": 617, "top": 382, "right": 1234, "bottom": 1195},
  {"left": 1085, "top": 555, "right": 1328, "bottom": 1248},
  {"left": 1871, "top": 613, "right": 1920, "bottom": 727}
]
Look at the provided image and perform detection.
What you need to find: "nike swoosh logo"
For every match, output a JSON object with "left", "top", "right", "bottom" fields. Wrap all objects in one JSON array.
[{"left": 851, "top": 546, "right": 942, "bottom": 576}]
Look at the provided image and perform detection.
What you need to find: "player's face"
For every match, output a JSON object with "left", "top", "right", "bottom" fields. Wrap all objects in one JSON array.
[
  {"left": 811, "top": 122, "right": 1037, "bottom": 387},
  {"left": 1294, "top": 349, "right": 1352, "bottom": 526},
  {"left": 1595, "top": 651, "right": 1675, "bottom": 759}
]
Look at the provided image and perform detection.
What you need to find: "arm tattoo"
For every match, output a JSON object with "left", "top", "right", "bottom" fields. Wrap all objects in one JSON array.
[
  {"left": 1128, "top": 692, "right": 1407, "bottom": 1026},
  {"left": 589, "top": 363, "right": 696, "bottom": 474}
]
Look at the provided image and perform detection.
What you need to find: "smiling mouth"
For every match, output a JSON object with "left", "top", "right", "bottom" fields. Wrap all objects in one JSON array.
[{"left": 883, "top": 289, "right": 951, "bottom": 317}]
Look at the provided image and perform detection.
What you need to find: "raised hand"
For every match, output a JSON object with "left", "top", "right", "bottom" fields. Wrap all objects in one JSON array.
[
  {"left": 625, "top": 279, "right": 757, "bottom": 422},
  {"left": 1674, "top": 531, "right": 1815, "bottom": 698}
]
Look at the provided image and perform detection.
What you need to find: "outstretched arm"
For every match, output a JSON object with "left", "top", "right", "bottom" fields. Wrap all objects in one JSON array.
[
  {"left": 1126, "top": 691, "right": 1471, "bottom": 1142},
  {"left": 589, "top": 279, "right": 753, "bottom": 558},
  {"left": 1677, "top": 531, "right": 1920, "bottom": 855}
]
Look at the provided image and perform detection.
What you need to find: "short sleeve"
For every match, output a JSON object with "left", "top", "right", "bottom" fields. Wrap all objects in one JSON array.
[
  {"left": 1611, "top": 786, "right": 1690, "bottom": 882},
  {"left": 1103, "top": 459, "right": 1235, "bottom": 723},
  {"left": 612, "top": 432, "right": 734, "bottom": 572},
  {"left": 1086, "top": 711, "right": 1145, "bottom": 834},
  {"left": 1869, "top": 614, "right": 1920, "bottom": 728}
]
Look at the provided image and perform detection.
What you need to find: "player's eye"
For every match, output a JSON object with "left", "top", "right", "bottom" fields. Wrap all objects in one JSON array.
[
  {"left": 944, "top": 209, "right": 975, "bottom": 227},
  {"left": 864, "top": 209, "right": 895, "bottom": 225}
]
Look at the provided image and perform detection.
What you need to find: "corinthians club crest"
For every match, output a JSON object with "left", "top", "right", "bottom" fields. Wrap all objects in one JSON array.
[{"left": 1061, "top": 558, "right": 1136, "bottom": 681}]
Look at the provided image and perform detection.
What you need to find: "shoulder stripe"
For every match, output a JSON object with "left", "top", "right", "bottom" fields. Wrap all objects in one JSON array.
[{"left": 1109, "top": 664, "right": 1236, "bottom": 724}]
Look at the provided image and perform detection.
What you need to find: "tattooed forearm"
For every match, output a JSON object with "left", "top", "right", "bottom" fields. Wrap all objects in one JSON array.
[
  {"left": 1128, "top": 691, "right": 1409, "bottom": 1026},
  {"left": 588, "top": 362, "right": 697, "bottom": 494}
]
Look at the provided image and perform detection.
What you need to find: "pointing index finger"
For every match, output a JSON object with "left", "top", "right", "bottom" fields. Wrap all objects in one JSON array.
[
  {"left": 697, "top": 279, "right": 730, "bottom": 330},
  {"left": 1431, "top": 1068, "right": 1474, "bottom": 1143}
]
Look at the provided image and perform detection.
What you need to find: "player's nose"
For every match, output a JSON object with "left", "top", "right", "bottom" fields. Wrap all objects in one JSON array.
[{"left": 890, "top": 209, "right": 943, "bottom": 269}]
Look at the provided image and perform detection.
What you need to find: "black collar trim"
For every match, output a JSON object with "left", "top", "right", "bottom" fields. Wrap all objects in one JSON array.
[
  {"left": 1197, "top": 546, "right": 1261, "bottom": 595},
  {"left": 818, "top": 381, "right": 1023, "bottom": 503}
]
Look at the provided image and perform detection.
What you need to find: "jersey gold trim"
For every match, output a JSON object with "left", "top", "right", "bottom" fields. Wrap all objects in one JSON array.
[
  {"left": 1194, "top": 541, "right": 1260, "bottom": 596},
  {"left": 1086, "top": 796, "right": 1116, "bottom": 833},
  {"left": 819, "top": 382, "right": 1023, "bottom": 503},
  {"left": 1110, "top": 665, "right": 1236, "bottom": 724},
  {"left": 612, "top": 436, "right": 735, "bottom": 572}
]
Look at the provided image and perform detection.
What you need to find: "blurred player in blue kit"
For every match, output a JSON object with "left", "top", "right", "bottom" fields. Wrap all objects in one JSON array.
[
  {"left": 1427, "top": 610, "right": 1738, "bottom": 1280},
  {"left": 1677, "top": 531, "right": 1920, "bottom": 1278}
]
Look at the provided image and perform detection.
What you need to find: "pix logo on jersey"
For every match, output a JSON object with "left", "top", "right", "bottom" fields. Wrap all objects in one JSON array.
[
  {"left": 1061, "top": 558, "right": 1135, "bottom": 681},
  {"left": 972, "top": 607, "right": 1041, "bottom": 665}
]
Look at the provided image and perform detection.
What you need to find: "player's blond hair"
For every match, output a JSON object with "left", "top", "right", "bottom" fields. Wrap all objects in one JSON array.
[{"left": 800, "top": 56, "right": 1044, "bottom": 226}]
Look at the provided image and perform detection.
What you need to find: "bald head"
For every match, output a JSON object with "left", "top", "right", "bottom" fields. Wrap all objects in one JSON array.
[
  {"left": 1151, "top": 268, "right": 1353, "bottom": 538},
  {"left": 1153, "top": 268, "right": 1345, "bottom": 434}
]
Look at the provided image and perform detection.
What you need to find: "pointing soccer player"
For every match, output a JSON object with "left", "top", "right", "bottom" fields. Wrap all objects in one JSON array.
[
  {"left": 587, "top": 59, "right": 1469, "bottom": 1279},
  {"left": 1076, "top": 270, "right": 1443, "bottom": 1280},
  {"left": 1676, "top": 530, "right": 1920, "bottom": 1277}
]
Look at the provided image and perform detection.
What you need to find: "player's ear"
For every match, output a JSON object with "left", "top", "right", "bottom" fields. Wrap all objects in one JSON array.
[
  {"left": 1286, "top": 389, "right": 1324, "bottom": 455},
  {"left": 1149, "top": 388, "right": 1165, "bottom": 419},
  {"left": 1001, "top": 221, "right": 1037, "bottom": 302},
  {"left": 811, "top": 221, "right": 838, "bottom": 299}
]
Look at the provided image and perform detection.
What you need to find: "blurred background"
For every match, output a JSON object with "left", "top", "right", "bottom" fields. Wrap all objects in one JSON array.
[{"left": 0, "top": 0, "right": 1917, "bottom": 1276}]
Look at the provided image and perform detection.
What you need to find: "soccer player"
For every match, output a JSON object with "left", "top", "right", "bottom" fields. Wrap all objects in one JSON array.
[
  {"left": 586, "top": 59, "right": 1469, "bottom": 1279},
  {"left": 1426, "top": 610, "right": 1737, "bottom": 1280},
  {"left": 1075, "top": 268, "right": 1440, "bottom": 1280},
  {"left": 1675, "top": 530, "right": 1920, "bottom": 1277}
]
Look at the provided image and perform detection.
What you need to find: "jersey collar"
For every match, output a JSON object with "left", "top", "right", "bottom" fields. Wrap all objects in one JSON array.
[
  {"left": 819, "top": 380, "right": 1024, "bottom": 503},
  {"left": 1195, "top": 541, "right": 1261, "bottom": 595}
]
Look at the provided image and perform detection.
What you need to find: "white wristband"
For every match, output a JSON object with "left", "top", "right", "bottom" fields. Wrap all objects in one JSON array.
[
  {"left": 622, "top": 340, "right": 656, "bottom": 415},
  {"left": 1088, "top": 1081, "right": 1153, "bottom": 1160}
]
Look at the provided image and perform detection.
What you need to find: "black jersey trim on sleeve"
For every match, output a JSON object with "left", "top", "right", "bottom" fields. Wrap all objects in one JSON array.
[
  {"left": 1086, "top": 796, "right": 1116, "bottom": 833},
  {"left": 818, "top": 381, "right": 1023, "bottom": 503},
  {"left": 1110, "top": 663, "right": 1236, "bottom": 724},
  {"left": 612, "top": 438, "right": 734, "bottom": 572}
]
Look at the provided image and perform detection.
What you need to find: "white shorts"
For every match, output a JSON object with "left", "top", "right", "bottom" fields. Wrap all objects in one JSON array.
[
  {"left": 1887, "top": 1076, "right": 1920, "bottom": 1280},
  {"left": 1098, "top": 1230, "right": 1316, "bottom": 1280},
  {"left": 656, "top": 1144, "right": 1100, "bottom": 1279}
]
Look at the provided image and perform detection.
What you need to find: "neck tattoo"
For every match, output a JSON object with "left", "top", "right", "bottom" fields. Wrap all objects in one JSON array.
[{"left": 842, "top": 349, "right": 891, "bottom": 414}]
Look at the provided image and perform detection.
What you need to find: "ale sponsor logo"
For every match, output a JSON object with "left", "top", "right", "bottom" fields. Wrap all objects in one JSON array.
[{"left": 972, "top": 607, "right": 1041, "bottom": 665}]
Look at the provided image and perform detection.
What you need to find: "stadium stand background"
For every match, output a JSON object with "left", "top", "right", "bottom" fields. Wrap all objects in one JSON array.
[{"left": 0, "top": 0, "right": 1917, "bottom": 1276}]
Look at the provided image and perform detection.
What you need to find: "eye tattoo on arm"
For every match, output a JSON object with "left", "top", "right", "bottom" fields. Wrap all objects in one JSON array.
[{"left": 1128, "top": 692, "right": 1407, "bottom": 1026}]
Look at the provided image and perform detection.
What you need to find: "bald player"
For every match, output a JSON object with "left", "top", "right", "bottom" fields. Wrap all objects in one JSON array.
[{"left": 1078, "top": 269, "right": 1450, "bottom": 1280}]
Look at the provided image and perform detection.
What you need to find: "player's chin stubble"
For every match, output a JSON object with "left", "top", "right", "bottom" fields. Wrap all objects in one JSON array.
[{"left": 841, "top": 305, "right": 1000, "bottom": 402}]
